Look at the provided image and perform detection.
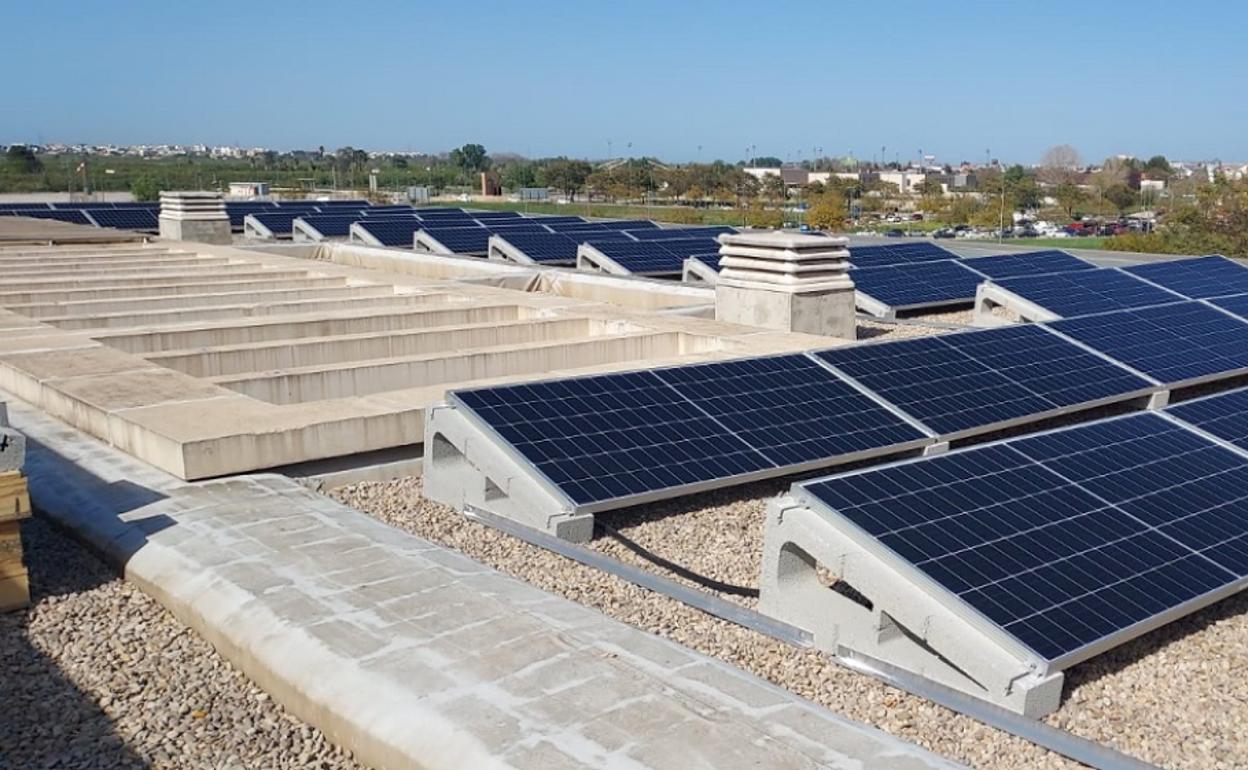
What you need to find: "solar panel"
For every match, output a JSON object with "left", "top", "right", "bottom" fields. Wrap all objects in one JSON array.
[
  {"left": 1166, "top": 387, "right": 1248, "bottom": 453},
  {"left": 451, "top": 354, "right": 927, "bottom": 510},
  {"left": 989, "top": 268, "right": 1183, "bottom": 318},
  {"left": 85, "top": 209, "right": 159, "bottom": 231},
  {"left": 628, "top": 226, "right": 736, "bottom": 241},
  {"left": 528, "top": 216, "right": 585, "bottom": 225},
  {"left": 817, "top": 325, "right": 1152, "bottom": 437},
  {"left": 851, "top": 259, "right": 984, "bottom": 310},
  {"left": 586, "top": 239, "right": 719, "bottom": 274},
  {"left": 847, "top": 241, "right": 957, "bottom": 269},
  {"left": 1047, "top": 301, "right": 1248, "bottom": 385},
  {"left": 470, "top": 210, "right": 524, "bottom": 219},
  {"left": 603, "top": 219, "right": 658, "bottom": 230},
  {"left": 688, "top": 253, "right": 722, "bottom": 272},
  {"left": 418, "top": 226, "right": 491, "bottom": 253},
  {"left": 963, "top": 250, "right": 1095, "bottom": 280},
  {"left": 0, "top": 203, "right": 52, "bottom": 211},
  {"left": 315, "top": 199, "right": 369, "bottom": 207},
  {"left": 1207, "top": 294, "right": 1248, "bottom": 323},
  {"left": 1125, "top": 255, "right": 1248, "bottom": 299},
  {"left": 799, "top": 412, "right": 1247, "bottom": 664},
  {"left": 494, "top": 232, "right": 579, "bottom": 264},
  {"left": 14, "top": 209, "right": 92, "bottom": 226},
  {"left": 247, "top": 211, "right": 302, "bottom": 235},
  {"left": 546, "top": 221, "right": 613, "bottom": 232},
  {"left": 354, "top": 219, "right": 423, "bottom": 246},
  {"left": 294, "top": 214, "right": 361, "bottom": 238}
]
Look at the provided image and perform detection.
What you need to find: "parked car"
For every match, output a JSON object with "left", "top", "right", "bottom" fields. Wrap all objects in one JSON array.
[
  {"left": 932, "top": 228, "right": 955, "bottom": 239},
  {"left": 883, "top": 228, "right": 906, "bottom": 237}
]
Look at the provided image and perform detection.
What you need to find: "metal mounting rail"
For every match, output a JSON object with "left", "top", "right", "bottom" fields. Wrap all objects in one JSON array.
[{"left": 462, "top": 504, "right": 1161, "bottom": 770}]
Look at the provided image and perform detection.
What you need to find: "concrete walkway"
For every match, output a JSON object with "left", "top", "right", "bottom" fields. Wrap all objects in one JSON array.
[{"left": 10, "top": 394, "right": 962, "bottom": 770}]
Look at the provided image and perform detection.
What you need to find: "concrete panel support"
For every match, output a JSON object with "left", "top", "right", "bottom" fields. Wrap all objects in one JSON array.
[
  {"left": 759, "top": 494, "right": 1064, "bottom": 718},
  {"left": 159, "top": 191, "right": 231, "bottom": 245},
  {"left": 714, "top": 232, "right": 855, "bottom": 339}
]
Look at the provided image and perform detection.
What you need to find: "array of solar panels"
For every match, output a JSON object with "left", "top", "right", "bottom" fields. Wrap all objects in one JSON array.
[
  {"left": 798, "top": 389, "right": 1248, "bottom": 666},
  {"left": 0, "top": 201, "right": 161, "bottom": 231},
  {"left": 991, "top": 255, "right": 1248, "bottom": 318}
]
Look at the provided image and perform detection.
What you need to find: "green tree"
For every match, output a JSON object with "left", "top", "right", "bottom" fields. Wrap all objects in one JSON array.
[
  {"left": 541, "top": 158, "right": 591, "bottom": 201},
  {"left": 449, "top": 143, "right": 490, "bottom": 177},
  {"left": 129, "top": 176, "right": 161, "bottom": 202},
  {"left": 500, "top": 162, "right": 538, "bottom": 191},
  {"left": 5, "top": 145, "right": 41, "bottom": 174},
  {"left": 1054, "top": 182, "right": 1087, "bottom": 219},
  {"left": 805, "top": 193, "right": 847, "bottom": 230},
  {"left": 1143, "top": 155, "right": 1173, "bottom": 180},
  {"left": 1104, "top": 184, "right": 1139, "bottom": 214},
  {"left": 745, "top": 203, "right": 783, "bottom": 228}
]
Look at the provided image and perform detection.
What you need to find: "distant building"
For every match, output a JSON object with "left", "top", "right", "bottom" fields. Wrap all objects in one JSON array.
[{"left": 228, "top": 182, "right": 269, "bottom": 199}]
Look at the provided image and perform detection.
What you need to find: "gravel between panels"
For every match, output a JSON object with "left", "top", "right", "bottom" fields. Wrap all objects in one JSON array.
[
  {"left": 331, "top": 476, "right": 1248, "bottom": 770},
  {"left": 0, "top": 517, "right": 370, "bottom": 770}
]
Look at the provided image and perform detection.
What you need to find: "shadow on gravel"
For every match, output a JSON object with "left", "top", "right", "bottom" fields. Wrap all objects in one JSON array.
[{"left": 0, "top": 517, "right": 150, "bottom": 770}]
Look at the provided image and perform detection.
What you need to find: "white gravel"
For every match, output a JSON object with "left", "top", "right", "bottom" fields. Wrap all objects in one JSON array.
[
  {"left": 331, "top": 476, "right": 1248, "bottom": 770},
  {"left": 0, "top": 517, "right": 370, "bottom": 770}
]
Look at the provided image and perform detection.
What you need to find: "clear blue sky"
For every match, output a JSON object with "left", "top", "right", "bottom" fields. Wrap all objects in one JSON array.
[{"left": 5, "top": 0, "right": 1245, "bottom": 165}]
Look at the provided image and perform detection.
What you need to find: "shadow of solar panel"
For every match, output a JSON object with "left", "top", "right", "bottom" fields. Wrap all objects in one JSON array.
[
  {"left": 816, "top": 325, "right": 1151, "bottom": 437},
  {"left": 801, "top": 412, "right": 1246, "bottom": 663},
  {"left": 851, "top": 260, "right": 984, "bottom": 309},
  {"left": 1047, "top": 301, "right": 1248, "bottom": 385},
  {"left": 1125, "top": 255, "right": 1248, "bottom": 299},
  {"left": 964, "top": 250, "right": 1095, "bottom": 280},
  {"left": 991, "top": 268, "right": 1183, "bottom": 318},
  {"left": 847, "top": 241, "right": 957, "bottom": 268}
]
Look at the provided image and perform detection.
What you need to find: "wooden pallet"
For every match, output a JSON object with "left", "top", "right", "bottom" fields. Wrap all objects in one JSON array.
[
  {"left": 0, "top": 471, "right": 30, "bottom": 523},
  {"left": 0, "top": 471, "right": 30, "bottom": 612}
]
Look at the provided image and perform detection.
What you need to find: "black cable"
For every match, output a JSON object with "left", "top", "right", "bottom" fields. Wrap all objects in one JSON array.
[{"left": 594, "top": 520, "right": 760, "bottom": 599}]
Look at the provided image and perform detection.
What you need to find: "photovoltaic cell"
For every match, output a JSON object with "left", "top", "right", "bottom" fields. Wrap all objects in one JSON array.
[
  {"left": 1047, "top": 301, "right": 1248, "bottom": 385},
  {"left": 800, "top": 412, "right": 1247, "bottom": 662},
  {"left": 851, "top": 259, "right": 984, "bottom": 309},
  {"left": 991, "top": 268, "right": 1183, "bottom": 318},
  {"left": 418, "top": 226, "right": 491, "bottom": 253},
  {"left": 816, "top": 325, "right": 1151, "bottom": 436},
  {"left": 587, "top": 239, "right": 720, "bottom": 274},
  {"left": 1125, "top": 255, "right": 1248, "bottom": 299},
  {"left": 495, "top": 232, "right": 579, "bottom": 264},
  {"left": 85, "top": 209, "right": 159, "bottom": 231},
  {"left": 628, "top": 226, "right": 736, "bottom": 240},
  {"left": 688, "top": 253, "right": 722, "bottom": 272},
  {"left": 847, "top": 241, "right": 956, "bottom": 269},
  {"left": 452, "top": 354, "right": 927, "bottom": 509},
  {"left": 963, "top": 250, "right": 1095, "bottom": 280},
  {"left": 294, "top": 215, "right": 361, "bottom": 238}
]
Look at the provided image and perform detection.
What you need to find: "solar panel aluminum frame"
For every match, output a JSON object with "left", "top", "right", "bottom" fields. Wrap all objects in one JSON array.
[
  {"left": 442, "top": 353, "right": 936, "bottom": 517},
  {"left": 682, "top": 255, "right": 720, "bottom": 285},
  {"left": 815, "top": 328, "right": 1159, "bottom": 444},
  {"left": 787, "top": 409, "right": 1248, "bottom": 677},
  {"left": 973, "top": 268, "right": 1188, "bottom": 324}
]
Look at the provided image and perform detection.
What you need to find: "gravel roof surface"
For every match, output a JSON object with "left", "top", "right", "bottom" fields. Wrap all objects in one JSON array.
[
  {"left": 0, "top": 517, "right": 370, "bottom": 770},
  {"left": 331, "top": 476, "right": 1248, "bottom": 770}
]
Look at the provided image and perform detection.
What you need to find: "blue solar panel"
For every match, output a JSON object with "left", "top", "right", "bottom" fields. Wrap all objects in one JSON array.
[
  {"left": 688, "top": 253, "right": 722, "bottom": 272},
  {"left": 1207, "top": 294, "right": 1248, "bottom": 322},
  {"left": 847, "top": 241, "right": 957, "bottom": 268},
  {"left": 587, "top": 239, "right": 720, "bottom": 274},
  {"left": 528, "top": 216, "right": 585, "bottom": 225},
  {"left": 315, "top": 199, "right": 369, "bottom": 207},
  {"left": 85, "top": 209, "right": 159, "bottom": 231},
  {"left": 354, "top": 219, "right": 423, "bottom": 246},
  {"left": 470, "top": 210, "right": 524, "bottom": 219},
  {"left": 0, "top": 203, "right": 53, "bottom": 211},
  {"left": 13, "top": 209, "right": 92, "bottom": 226},
  {"left": 294, "top": 214, "right": 361, "bottom": 238},
  {"left": 247, "top": 211, "right": 302, "bottom": 235},
  {"left": 990, "top": 268, "right": 1183, "bottom": 318},
  {"left": 628, "top": 226, "right": 736, "bottom": 241},
  {"left": 1047, "top": 301, "right": 1248, "bottom": 385},
  {"left": 418, "top": 226, "right": 491, "bottom": 253},
  {"left": 452, "top": 354, "right": 927, "bottom": 509},
  {"left": 495, "top": 232, "right": 579, "bottom": 264},
  {"left": 605, "top": 219, "right": 658, "bottom": 230},
  {"left": 851, "top": 259, "right": 984, "bottom": 310},
  {"left": 1166, "top": 387, "right": 1248, "bottom": 453},
  {"left": 546, "top": 222, "right": 613, "bottom": 233},
  {"left": 816, "top": 325, "right": 1152, "bottom": 437},
  {"left": 1124, "top": 255, "right": 1248, "bottom": 299},
  {"left": 963, "top": 250, "right": 1095, "bottom": 280},
  {"left": 800, "top": 412, "right": 1246, "bottom": 663}
]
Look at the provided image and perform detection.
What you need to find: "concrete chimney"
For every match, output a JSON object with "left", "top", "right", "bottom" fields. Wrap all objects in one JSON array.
[
  {"left": 714, "top": 231, "right": 855, "bottom": 340},
  {"left": 158, "top": 190, "right": 231, "bottom": 245}
]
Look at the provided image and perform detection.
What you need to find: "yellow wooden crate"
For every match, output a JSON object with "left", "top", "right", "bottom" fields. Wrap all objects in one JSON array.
[
  {"left": 0, "top": 471, "right": 30, "bottom": 523},
  {"left": 0, "top": 568, "right": 29, "bottom": 612}
]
